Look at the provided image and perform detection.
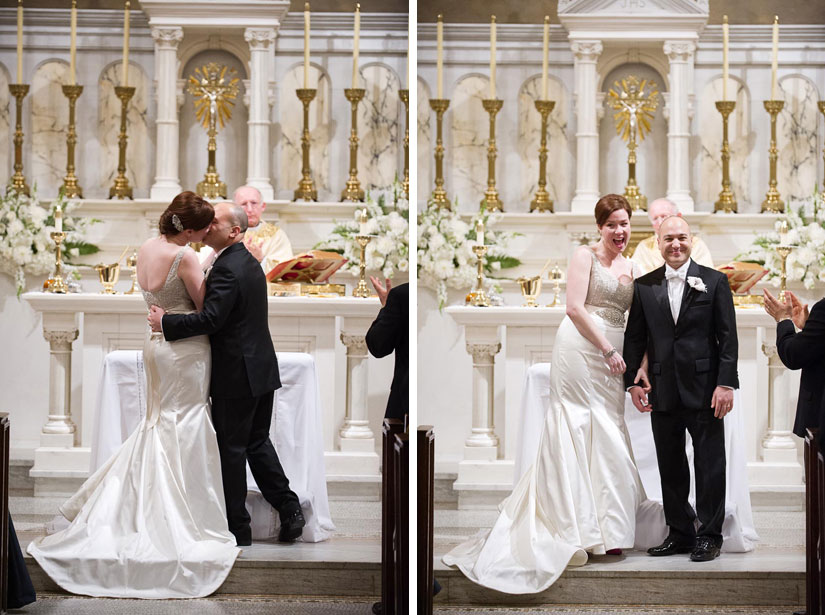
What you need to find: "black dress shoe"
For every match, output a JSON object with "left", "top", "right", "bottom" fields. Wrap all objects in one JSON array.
[
  {"left": 690, "top": 536, "right": 721, "bottom": 562},
  {"left": 647, "top": 535, "right": 695, "bottom": 556},
  {"left": 278, "top": 509, "right": 306, "bottom": 542},
  {"left": 231, "top": 528, "right": 252, "bottom": 547}
]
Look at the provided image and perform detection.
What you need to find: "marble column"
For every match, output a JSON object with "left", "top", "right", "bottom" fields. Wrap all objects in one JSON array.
[
  {"left": 150, "top": 27, "right": 184, "bottom": 201},
  {"left": 339, "top": 332, "right": 374, "bottom": 452},
  {"left": 761, "top": 344, "right": 802, "bottom": 471},
  {"left": 570, "top": 40, "right": 602, "bottom": 213},
  {"left": 464, "top": 342, "right": 501, "bottom": 455},
  {"left": 663, "top": 40, "right": 695, "bottom": 212},
  {"left": 244, "top": 28, "right": 275, "bottom": 202},
  {"left": 42, "top": 327, "right": 78, "bottom": 442}
]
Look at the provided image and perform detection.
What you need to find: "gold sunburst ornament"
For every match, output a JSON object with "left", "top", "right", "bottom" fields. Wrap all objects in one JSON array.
[
  {"left": 187, "top": 63, "right": 240, "bottom": 198},
  {"left": 608, "top": 76, "right": 659, "bottom": 211}
]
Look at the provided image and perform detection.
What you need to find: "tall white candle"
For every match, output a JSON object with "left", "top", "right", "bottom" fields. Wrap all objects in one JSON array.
[
  {"left": 351, "top": 4, "right": 360, "bottom": 89},
  {"left": 16, "top": 1, "right": 22, "bottom": 83},
  {"left": 69, "top": 0, "right": 77, "bottom": 85},
  {"left": 542, "top": 16, "right": 549, "bottom": 100},
  {"left": 304, "top": 3, "right": 310, "bottom": 89},
  {"left": 476, "top": 220, "right": 484, "bottom": 246},
  {"left": 122, "top": 1, "right": 130, "bottom": 87},
  {"left": 722, "top": 15, "right": 729, "bottom": 101},
  {"left": 771, "top": 15, "right": 779, "bottom": 100},
  {"left": 489, "top": 15, "right": 496, "bottom": 99},
  {"left": 359, "top": 209, "right": 368, "bottom": 236},
  {"left": 436, "top": 15, "right": 443, "bottom": 98},
  {"left": 55, "top": 204, "right": 63, "bottom": 233}
]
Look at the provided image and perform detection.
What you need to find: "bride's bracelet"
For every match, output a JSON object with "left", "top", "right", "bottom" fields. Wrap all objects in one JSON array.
[{"left": 603, "top": 348, "right": 617, "bottom": 358}]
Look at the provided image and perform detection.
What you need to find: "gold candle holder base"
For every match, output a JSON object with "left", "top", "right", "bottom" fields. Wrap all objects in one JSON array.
[
  {"left": 399, "top": 89, "right": 410, "bottom": 200},
  {"left": 818, "top": 101, "right": 825, "bottom": 192},
  {"left": 341, "top": 88, "right": 366, "bottom": 202},
  {"left": 8, "top": 84, "right": 30, "bottom": 196},
  {"left": 352, "top": 235, "right": 371, "bottom": 298},
  {"left": 517, "top": 276, "right": 542, "bottom": 307},
  {"left": 62, "top": 85, "right": 84, "bottom": 199},
  {"left": 762, "top": 100, "right": 785, "bottom": 213},
  {"left": 481, "top": 99, "right": 504, "bottom": 212},
  {"left": 197, "top": 174, "right": 226, "bottom": 200},
  {"left": 530, "top": 99, "right": 556, "bottom": 213},
  {"left": 294, "top": 88, "right": 318, "bottom": 202},
  {"left": 468, "top": 244, "right": 491, "bottom": 307},
  {"left": 109, "top": 86, "right": 136, "bottom": 199},
  {"left": 94, "top": 262, "right": 121, "bottom": 295},
  {"left": 124, "top": 252, "right": 138, "bottom": 295},
  {"left": 776, "top": 244, "right": 793, "bottom": 302},
  {"left": 714, "top": 100, "right": 738, "bottom": 213},
  {"left": 429, "top": 98, "right": 451, "bottom": 209},
  {"left": 45, "top": 231, "right": 69, "bottom": 294}
]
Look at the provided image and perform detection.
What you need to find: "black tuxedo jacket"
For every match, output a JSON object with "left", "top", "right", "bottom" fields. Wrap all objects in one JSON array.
[
  {"left": 776, "top": 298, "right": 825, "bottom": 438},
  {"left": 162, "top": 242, "right": 280, "bottom": 399},
  {"left": 623, "top": 260, "right": 739, "bottom": 413},
  {"left": 366, "top": 283, "right": 408, "bottom": 419}
]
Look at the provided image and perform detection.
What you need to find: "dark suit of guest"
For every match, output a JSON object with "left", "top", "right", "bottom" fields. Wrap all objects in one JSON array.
[
  {"left": 366, "top": 283, "right": 408, "bottom": 420},
  {"left": 776, "top": 298, "right": 825, "bottom": 442},
  {"left": 161, "top": 242, "right": 300, "bottom": 543},
  {"left": 623, "top": 259, "right": 739, "bottom": 545}
]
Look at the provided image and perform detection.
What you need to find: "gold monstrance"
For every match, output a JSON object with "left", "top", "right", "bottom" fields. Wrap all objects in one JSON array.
[
  {"left": 187, "top": 63, "right": 239, "bottom": 199},
  {"left": 608, "top": 76, "right": 659, "bottom": 211}
]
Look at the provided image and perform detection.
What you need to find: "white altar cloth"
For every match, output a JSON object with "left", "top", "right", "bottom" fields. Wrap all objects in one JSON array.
[
  {"left": 90, "top": 350, "right": 334, "bottom": 543},
  {"left": 515, "top": 363, "right": 758, "bottom": 552}
]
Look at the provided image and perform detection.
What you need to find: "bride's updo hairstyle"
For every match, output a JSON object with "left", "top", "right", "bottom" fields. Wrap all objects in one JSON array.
[
  {"left": 594, "top": 194, "right": 632, "bottom": 227},
  {"left": 158, "top": 191, "right": 215, "bottom": 235}
]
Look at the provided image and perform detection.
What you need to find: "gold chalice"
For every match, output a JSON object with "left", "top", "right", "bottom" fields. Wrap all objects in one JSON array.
[
  {"left": 517, "top": 276, "right": 542, "bottom": 307},
  {"left": 95, "top": 262, "right": 121, "bottom": 294},
  {"left": 124, "top": 252, "right": 138, "bottom": 295}
]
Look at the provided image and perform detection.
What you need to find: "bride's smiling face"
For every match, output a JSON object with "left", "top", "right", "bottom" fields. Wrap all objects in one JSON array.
[{"left": 598, "top": 209, "right": 631, "bottom": 255}]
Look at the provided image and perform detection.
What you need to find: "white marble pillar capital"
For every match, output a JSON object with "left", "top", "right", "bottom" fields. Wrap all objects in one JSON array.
[
  {"left": 663, "top": 39, "right": 695, "bottom": 212},
  {"left": 570, "top": 39, "right": 603, "bottom": 63},
  {"left": 244, "top": 27, "right": 276, "bottom": 48},
  {"left": 663, "top": 40, "right": 696, "bottom": 63},
  {"left": 570, "top": 39, "right": 603, "bottom": 212},
  {"left": 150, "top": 26, "right": 184, "bottom": 201},
  {"left": 245, "top": 27, "right": 275, "bottom": 201},
  {"left": 150, "top": 26, "right": 184, "bottom": 48}
]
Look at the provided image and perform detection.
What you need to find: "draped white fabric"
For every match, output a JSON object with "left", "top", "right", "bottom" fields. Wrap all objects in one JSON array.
[{"left": 89, "top": 350, "right": 334, "bottom": 543}]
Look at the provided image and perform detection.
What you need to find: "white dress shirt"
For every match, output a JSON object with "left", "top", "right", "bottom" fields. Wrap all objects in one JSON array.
[{"left": 664, "top": 259, "right": 691, "bottom": 323}]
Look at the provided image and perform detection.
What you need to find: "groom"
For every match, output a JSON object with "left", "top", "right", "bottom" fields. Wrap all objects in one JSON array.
[
  {"left": 623, "top": 215, "right": 738, "bottom": 562},
  {"left": 149, "top": 202, "right": 304, "bottom": 546}
]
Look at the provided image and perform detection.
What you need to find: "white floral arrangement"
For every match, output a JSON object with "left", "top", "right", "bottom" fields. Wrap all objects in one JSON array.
[
  {"left": 417, "top": 198, "right": 521, "bottom": 308},
  {"left": 314, "top": 185, "right": 409, "bottom": 279},
  {"left": 737, "top": 190, "right": 825, "bottom": 289},
  {"left": 0, "top": 188, "right": 99, "bottom": 296}
]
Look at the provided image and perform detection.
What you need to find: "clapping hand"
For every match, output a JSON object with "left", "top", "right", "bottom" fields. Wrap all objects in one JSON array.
[
  {"left": 785, "top": 291, "right": 810, "bottom": 329},
  {"left": 243, "top": 235, "right": 264, "bottom": 262},
  {"left": 369, "top": 276, "right": 392, "bottom": 307},
  {"left": 762, "top": 289, "right": 794, "bottom": 323}
]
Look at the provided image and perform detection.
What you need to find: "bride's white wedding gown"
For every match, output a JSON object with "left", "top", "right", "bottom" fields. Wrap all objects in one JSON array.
[
  {"left": 443, "top": 251, "right": 644, "bottom": 594},
  {"left": 28, "top": 247, "right": 240, "bottom": 599}
]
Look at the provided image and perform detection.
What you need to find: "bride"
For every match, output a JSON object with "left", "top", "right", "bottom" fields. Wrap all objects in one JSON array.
[
  {"left": 443, "top": 194, "right": 648, "bottom": 594},
  {"left": 28, "top": 192, "right": 240, "bottom": 599}
]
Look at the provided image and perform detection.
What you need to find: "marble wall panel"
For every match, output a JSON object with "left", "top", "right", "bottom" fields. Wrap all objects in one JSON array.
[
  {"left": 31, "top": 62, "right": 70, "bottom": 197},
  {"left": 179, "top": 50, "right": 248, "bottom": 197},
  {"left": 98, "top": 63, "right": 150, "bottom": 198},
  {"left": 357, "top": 64, "right": 401, "bottom": 193},
  {"left": 599, "top": 63, "right": 667, "bottom": 205},
  {"left": 697, "top": 78, "right": 751, "bottom": 207},
  {"left": 451, "top": 75, "right": 489, "bottom": 212},
  {"left": 778, "top": 76, "right": 820, "bottom": 203},
  {"left": 277, "top": 65, "right": 331, "bottom": 198},
  {"left": 0, "top": 68, "right": 10, "bottom": 187},
  {"left": 417, "top": 78, "right": 432, "bottom": 205},
  {"left": 518, "top": 76, "right": 570, "bottom": 208}
]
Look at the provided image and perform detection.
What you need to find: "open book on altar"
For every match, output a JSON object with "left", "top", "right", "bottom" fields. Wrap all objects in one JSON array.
[
  {"left": 716, "top": 261, "right": 769, "bottom": 295},
  {"left": 266, "top": 250, "right": 348, "bottom": 284}
]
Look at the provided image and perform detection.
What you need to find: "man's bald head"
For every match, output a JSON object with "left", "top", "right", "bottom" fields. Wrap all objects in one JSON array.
[
  {"left": 648, "top": 198, "right": 679, "bottom": 233},
  {"left": 658, "top": 215, "right": 692, "bottom": 269}
]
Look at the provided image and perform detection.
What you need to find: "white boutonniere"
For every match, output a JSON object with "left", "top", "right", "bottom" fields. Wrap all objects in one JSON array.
[{"left": 687, "top": 276, "right": 707, "bottom": 293}]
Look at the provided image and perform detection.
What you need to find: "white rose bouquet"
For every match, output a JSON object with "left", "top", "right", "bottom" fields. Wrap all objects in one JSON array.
[{"left": 0, "top": 188, "right": 100, "bottom": 296}]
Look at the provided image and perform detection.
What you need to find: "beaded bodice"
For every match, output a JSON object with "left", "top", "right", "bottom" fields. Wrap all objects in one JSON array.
[
  {"left": 140, "top": 247, "right": 196, "bottom": 315},
  {"left": 584, "top": 249, "right": 634, "bottom": 328}
]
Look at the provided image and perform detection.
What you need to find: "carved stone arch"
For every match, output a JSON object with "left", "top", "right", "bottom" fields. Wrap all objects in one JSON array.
[
  {"left": 417, "top": 77, "right": 432, "bottom": 205},
  {"left": 177, "top": 36, "right": 250, "bottom": 80},
  {"left": 598, "top": 50, "right": 670, "bottom": 93}
]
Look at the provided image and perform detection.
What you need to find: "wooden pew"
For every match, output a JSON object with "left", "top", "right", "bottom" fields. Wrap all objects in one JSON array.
[
  {"left": 805, "top": 428, "right": 822, "bottom": 615},
  {"left": 417, "top": 426, "right": 434, "bottom": 615},
  {"left": 393, "top": 432, "right": 409, "bottom": 615},
  {"left": 381, "top": 418, "right": 405, "bottom": 615},
  {"left": 0, "top": 413, "right": 9, "bottom": 615}
]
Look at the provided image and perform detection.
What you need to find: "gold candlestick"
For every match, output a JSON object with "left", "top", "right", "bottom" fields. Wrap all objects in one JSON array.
[
  {"left": 294, "top": 88, "right": 318, "bottom": 201},
  {"left": 352, "top": 235, "right": 371, "bottom": 298},
  {"left": 429, "top": 98, "right": 450, "bottom": 209},
  {"left": 818, "top": 101, "right": 825, "bottom": 191},
  {"left": 341, "top": 88, "right": 366, "bottom": 202},
  {"left": 468, "top": 244, "right": 490, "bottom": 307},
  {"left": 762, "top": 99, "right": 785, "bottom": 213},
  {"left": 45, "top": 231, "right": 69, "bottom": 294},
  {"left": 714, "top": 100, "right": 737, "bottom": 213},
  {"left": 399, "top": 89, "right": 410, "bottom": 200},
  {"left": 530, "top": 99, "right": 555, "bottom": 212},
  {"left": 481, "top": 98, "right": 503, "bottom": 212},
  {"left": 776, "top": 244, "right": 793, "bottom": 302},
  {"left": 8, "top": 84, "right": 30, "bottom": 196},
  {"left": 61, "top": 84, "right": 84, "bottom": 199},
  {"left": 109, "top": 86, "right": 135, "bottom": 199},
  {"left": 124, "top": 251, "right": 138, "bottom": 294}
]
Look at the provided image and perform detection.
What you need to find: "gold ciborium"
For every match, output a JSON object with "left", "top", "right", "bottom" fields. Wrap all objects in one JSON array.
[
  {"left": 547, "top": 265, "right": 565, "bottom": 307},
  {"left": 517, "top": 276, "right": 542, "bottom": 307},
  {"left": 95, "top": 262, "right": 121, "bottom": 294},
  {"left": 124, "top": 252, "right": 138, "bottom": 295}
]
